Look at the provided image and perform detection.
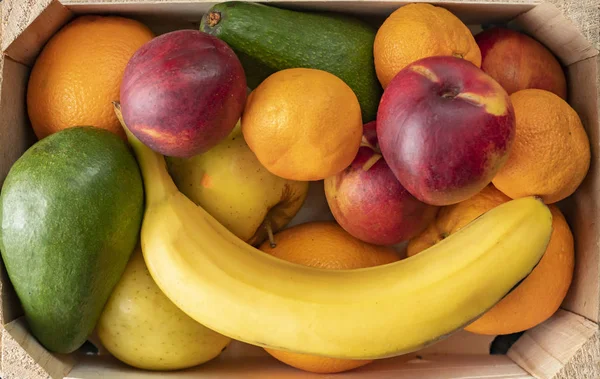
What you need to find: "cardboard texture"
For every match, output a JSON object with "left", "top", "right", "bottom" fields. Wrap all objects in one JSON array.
[{"left": 0, "top": 1, "right": 599, "bottom": 378}]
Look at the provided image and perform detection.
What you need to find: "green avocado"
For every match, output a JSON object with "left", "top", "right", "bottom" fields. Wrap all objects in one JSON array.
[
  {"left": 200, "top": 1, "right": 382, "bottom": 122},
  {"left": 0, "top": 127, "right": 144, "bottom": 353}
]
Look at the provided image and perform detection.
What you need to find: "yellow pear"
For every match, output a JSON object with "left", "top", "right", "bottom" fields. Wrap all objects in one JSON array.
[
  {"left": 97, "top": 248, "right": 231, "bottom": 370},
  {"left": 167, "top": 123, "right": 309, "bottom": 246}
]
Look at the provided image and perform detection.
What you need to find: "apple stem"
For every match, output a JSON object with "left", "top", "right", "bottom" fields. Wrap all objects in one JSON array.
[
  {"left": 360, "top": 136, "right": 377, "bottom": 150},
  {"left": 362, "top": 154, "right": 383, "bottom": 171},
  {"left": 265, "top": 221, "right": 276, "bottom": 248}
]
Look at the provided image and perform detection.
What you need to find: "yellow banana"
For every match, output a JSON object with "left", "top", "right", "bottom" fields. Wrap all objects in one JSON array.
[{"left": 114, "top": 103, "right": 552, "bottom": 360}]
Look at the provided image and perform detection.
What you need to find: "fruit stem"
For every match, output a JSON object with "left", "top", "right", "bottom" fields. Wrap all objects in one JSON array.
[
  {"left": 265, "top": 220, "right": 276, "bottom": 248},
  {"left": 208, "top": 12, "right": 221, "bottom": 27},
  {"left": 113, "top": 102, "right": 178, "bottom": 207},
  {"left": 360, "top": 136, "right": 379, "bottom": 152},
  {"left": 362, "top": 154, "right": 383, "bottom": 171}
]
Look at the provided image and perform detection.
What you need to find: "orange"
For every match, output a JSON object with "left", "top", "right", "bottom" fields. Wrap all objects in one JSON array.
[
  {"left": 242, "top": 68, "right": 362, "bottom": 181},
  {"left": 374, "top": 3, "right": 481, "bottom": 88},
  {"left": 406, "top": 185, "right": 511, "bottom": 257},
  {"left": 408, "top": 185, "right": 574, "bottom": 335},
  {"left": 27, "top": 16, "right": 154, "bottom": 140},
  {"left": 492, "top": 89, "right": 590, "bottom": 204},
  {"left": 259, "top": 221, "right": 399, "bottom": 373}
]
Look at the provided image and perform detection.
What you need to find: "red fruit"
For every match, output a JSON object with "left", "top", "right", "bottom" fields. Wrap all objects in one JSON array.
[
  {"left": 324, "top": 122, "right": 438, "bottom": 246},
  {"left": 120, "top": 30, "right": 246, "bottom": 157},
  {"left": 377, "top": 56, "right": 515, "bottom": 206},
  {"left": 475, "top": 27, "right": 567, "bottom": 99}
]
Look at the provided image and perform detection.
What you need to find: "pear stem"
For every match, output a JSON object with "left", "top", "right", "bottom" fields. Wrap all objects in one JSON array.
[
  {"left": 265, "top": 220, "right": 276, "bottom": 248},
  {"left": 113, "top": 102, "right": 178, "bottom": 207}
]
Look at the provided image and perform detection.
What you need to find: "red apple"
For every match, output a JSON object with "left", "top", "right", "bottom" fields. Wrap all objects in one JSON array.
[
  {"left": 324, "top": 121, "right": 438, "bottom": 246},
  {"left": 120, "top": 30, "right": 246, "bottom": 158},
  {"left": 377, "top": 56, "right": 515, "bottom": 206},
  {"left": 476, "top": 27, "right": 567, "bottom": 99}
]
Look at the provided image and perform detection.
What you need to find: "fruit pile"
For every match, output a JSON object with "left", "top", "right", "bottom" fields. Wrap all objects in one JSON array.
[{"left": 0, "top": 2, "right": 588, "bottom": 375}]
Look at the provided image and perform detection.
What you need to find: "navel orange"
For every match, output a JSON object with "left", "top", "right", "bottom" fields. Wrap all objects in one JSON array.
[
  {"left": 374, "top": 3, "right": 481, "bottom": 88},
  {"left": 242, "top": 68, "right": 362, "bottom": 181},
  {"left": 27, "top": 16, "right": 154, "bottom": 140},
  {"left": 492, "top": 89, "right": 590, "bottom": 204},
  {"left": 408, "top": 185, "right": 574, "bottom": 335},
  {"left": 260, "top": 221, "right": 399, "bottom": 373}
]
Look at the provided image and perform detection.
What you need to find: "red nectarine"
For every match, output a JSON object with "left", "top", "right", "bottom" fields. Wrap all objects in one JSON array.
[{"left": 120, "top": 30, "right": 246, "bottom": 157}]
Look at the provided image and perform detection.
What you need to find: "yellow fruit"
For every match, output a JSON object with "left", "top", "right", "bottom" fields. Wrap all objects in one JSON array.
[
  {"left": 408, "top": 185, "right": 574, "bottom": 335},
  {"left": 260, "top": 221, "right": 399, "bottom": 373},
  {"left": 119, "top": 103, "right": 553, "bottom": 359},
  {"left": 492, "top": 89, "right": 590, "bottom": 204},
  {"left": 374, "top": 3, "right": 481, "bottom": 88},
  {"left": 166, "top": 124, "right": 309, "bottom": 246},
  {"left": 242, "top": 68, "right": 362, "bottom": 181},
  {"left": 97, "top": 248, "right": 230, "bottom": 370},
  {"left": 27, "top": 16, "right": 154, "bottom": 140}
]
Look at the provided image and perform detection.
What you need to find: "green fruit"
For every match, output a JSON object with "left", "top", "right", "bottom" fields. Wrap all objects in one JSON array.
[
  {"left": 200, "top": 1, "right": 382, "bottom": 122},
  {"left": 0, "top": 127, "right": 144, "bottom": 353}
]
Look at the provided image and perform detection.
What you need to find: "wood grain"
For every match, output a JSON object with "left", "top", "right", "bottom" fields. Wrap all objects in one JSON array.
[
  {"left": 508, "top": 310, "right": 598, "bottom": 379},
  {"left": 2, "top": 318, "right": 75, "bottom": 379}
]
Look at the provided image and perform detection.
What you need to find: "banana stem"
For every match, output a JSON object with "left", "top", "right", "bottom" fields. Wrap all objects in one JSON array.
[{"left": 113, "top": 102, "right": 178, "bottom": 206}]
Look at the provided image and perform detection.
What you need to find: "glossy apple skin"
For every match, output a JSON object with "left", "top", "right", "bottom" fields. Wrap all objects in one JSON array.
[
  {"left": 476, "top": 27, "right": 567, "bottom": 99},
  {"left": 325, "top": 122, "right": 438, "bottom": 246},
  {"left": 377, "top": 56, "right": 515, "bottom": 206},
  {"left": 120, "top": 30, "right": 246, "bottom": 158}
]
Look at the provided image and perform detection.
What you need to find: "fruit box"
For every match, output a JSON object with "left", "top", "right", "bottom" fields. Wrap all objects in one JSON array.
[{"left": 0, "top": 0, "right": 598, "bottom": 378}]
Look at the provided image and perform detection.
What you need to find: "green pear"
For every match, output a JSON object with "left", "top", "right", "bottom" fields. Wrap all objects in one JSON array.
[
  {"left": 166, "top": 123, "right": 309, "bottom": 246},
  {"left": 97, "top": 248, "right": 231, "bottom": 371}
]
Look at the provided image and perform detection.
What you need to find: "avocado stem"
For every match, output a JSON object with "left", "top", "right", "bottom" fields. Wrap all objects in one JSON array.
[
  {"left": 265, "top": 220, "right": 276, "bottom": 248},
  {"left": 208, "top": 12, "right": 221, "bottom": 27}
]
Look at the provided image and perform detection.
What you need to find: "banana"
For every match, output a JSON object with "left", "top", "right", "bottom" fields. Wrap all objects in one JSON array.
[{"left": 114, "top": 103, "right": 552, "bottom": 360}]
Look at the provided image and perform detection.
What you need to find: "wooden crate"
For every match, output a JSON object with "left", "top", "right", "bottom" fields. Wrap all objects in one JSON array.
[{"left": 0, "top": 1, "right": 598, "bottom": 378}]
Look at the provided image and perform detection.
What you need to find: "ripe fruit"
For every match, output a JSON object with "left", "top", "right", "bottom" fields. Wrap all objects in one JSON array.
[
  {"left": 98, "top": 248, "right": 231, "bottom": 370},
  {"left": 200, "top": 1, "right": 382, "bottom": 122},
  {"left": 407, "top": 185, "right": 511, "bottom": 257},
  {"left": 374, "top": 3, "right": 481, "bottom": 88},
  {"left": 492, "top": 89, "right": 590, "bottom": 204},
  {"left": 0, "top": 127, "right": 143, "bottom": 353},
  {"left": 120, "top": 30, "right": 246, "bottom": 158},
  {"left": 259, "top": 221, "right": 400, "bottom": 269},
  {"left": 166, "top": 123, "right": 309, "bottom": 246},
  {"left": 120, "top": 99, "right": 552, "bottom": 359},
  {"left": 475, "top": 27, "right": 567, "bottom": 99},
  {"left": 260, "top": 221, "right": 399, "bottom": 373},
  {"left": 377, "top": 56, "right": 515, "bottom": 206},
  {"left": 265, "top": 350, "right": 371, "bottom": 374},
  {"left": 27, "top": 16, "right": 154, "bottom": 140},
  {"left": 408, "top": 185, "right": 574, "bottom": 335},
  {"left": 325, "top": 121, "right": 438, "bottom": 245},
  {"left": 242, "top": 68, "right": 362, "bottom": 181}
]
